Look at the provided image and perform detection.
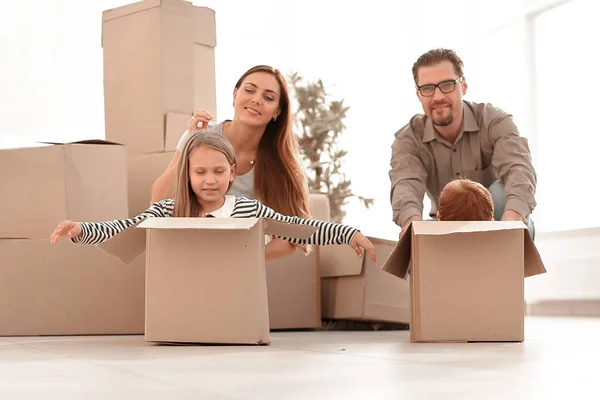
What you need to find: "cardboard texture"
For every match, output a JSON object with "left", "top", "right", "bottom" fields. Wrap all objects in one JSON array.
[
  {"left": 381, "top": 221, "right": 547, "bottom": 343},
  {"left": 320, "top": 237, "right": 410, "bottom": 324},
  {"left": 98, "top": 217, "right": 319, "bottom": 344},
  {"left": 102, "top": 0, "right": 217, "bottom": 155},
  {"left": 264, "top": 194, "right": 330, "bottom": 330},
  {"left": 127, "top": 151, "right": 175, "bottom": 216},
  {"left": 0, "top": 239, "right": 145, "bottom": 336},
  {"left": 0, "top": 141, "right": 128, "bottom": 239}
]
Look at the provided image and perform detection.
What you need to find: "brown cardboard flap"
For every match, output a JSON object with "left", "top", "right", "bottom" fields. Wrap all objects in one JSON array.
[
  {"left": 98, "top": 221, "right": 146, "bottom": 264},
  {"left": 38, "top": 139, "right": 123, "bottom": 146},
  {"left": 381, "top": 225, "right": 413, "bottom": 280},
  {"left": 263, "top": 218, "right": 319, "bottom": 240},
  {"left": 138, "top": 217, "right": 259, "bottom": 230},
  {"left": 102, "top": 0, "right": 162, "bottom": 22},
  {"left": 413, "top": 220, "right": 526, "bottom": 235},
  {"left": 524, "top": 232, "right": 547, "bottom": 277},
  {"left": 319, "top": 246, "right": 363, "bottom": 278}
]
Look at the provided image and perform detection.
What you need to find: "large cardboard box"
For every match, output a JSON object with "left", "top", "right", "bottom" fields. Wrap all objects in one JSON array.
[
  {"left": 101, "top": 217, "right": 318, "bottom": 344},
  {"left": 265, "top": 194, "right": 330, "bottom": 330},
  {"left": 320, "top": 237, "right": 410, "bottom": 323},
  {"left": 382, "top": 221, "right": 547, "bottom": 343},
  {"left": 0, "top": 239, "right": 145, "bottom": 336},
  {"left": 102, "top": 0, "right": 217, "bottom": 155},
  {"left": 0, "top": 140, "right": 128, "bottom": 239}
]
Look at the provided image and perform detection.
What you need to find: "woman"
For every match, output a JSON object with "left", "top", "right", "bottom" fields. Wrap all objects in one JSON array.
[{"left": 151, "top": 65, "right": 309, "bottom": 258}]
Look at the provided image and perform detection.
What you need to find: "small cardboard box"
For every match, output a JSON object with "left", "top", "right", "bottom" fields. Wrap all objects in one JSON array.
[
  {"left": 0, "top": 239, "right": 145, "bottom": 336},
  {"left": 320, "top": 237, "right": 409, "bottom": 324},
  {"left": 381, "top": 221, "right": 547, "bottom": 343},
  {"left": 0, "top": 140, "right": 128, "bottom": 239},
  {"left": 102, "top": 0, "right": 217, "bottom": 155},
  {"left": 100, "top": 217, "right": 318, "bottom": 344}
]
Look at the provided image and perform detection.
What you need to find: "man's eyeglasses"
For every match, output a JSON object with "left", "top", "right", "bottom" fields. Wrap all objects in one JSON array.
[{"left": 417, "top": 77, "right": 464, "bottom": 97}]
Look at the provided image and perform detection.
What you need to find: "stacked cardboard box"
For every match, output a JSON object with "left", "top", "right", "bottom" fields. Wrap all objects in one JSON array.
[
  {"left": 101, "top": 0, "right": 218, "bottom": 215},
  {"left": 0, "top": 141, "right": 145, "bottom": 336}
]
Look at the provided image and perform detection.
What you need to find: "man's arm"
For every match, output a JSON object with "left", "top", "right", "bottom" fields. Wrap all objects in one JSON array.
[
  {"left": 488, "top": 115, "right": 537, "bottom": 220},
  {"left": 389, "top": 125, "right": 428, "bottom": 235}
]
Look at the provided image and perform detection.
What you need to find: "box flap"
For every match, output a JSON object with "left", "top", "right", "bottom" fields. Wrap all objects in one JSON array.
[
  {"left": 98, "top": 221, "right": 146, "bottom": 264},
  {"left": 262, "top": 218, "right": 319, "bottom": 240},
  {"left": 524, "top": 232, "right": 547, "bottom": 277},
  {"left": 102, "top": 0, "right": 163, "bottom": 22},
  {"left": 381, "top": 225, "right": 413, "bottom": 280},
  {"left": 137, "top": 217, "right": 261, "bottom": 230},
  {"left": 37, "top": 139, "right": 123, "bottom": 146},
  {"left": 412, "top": 220, "right": 527, "bottom": 235}
]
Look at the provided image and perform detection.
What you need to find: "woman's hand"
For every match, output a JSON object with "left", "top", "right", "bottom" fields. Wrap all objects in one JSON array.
[
  {"left": 187, "top": 109, "right": 213, "bottom": 135},
  {"left": 50, "top": 220, "right": 82, "bottom": 244},
  {"left": 349, "top": 232, "right": 376, "bottom": 262}
]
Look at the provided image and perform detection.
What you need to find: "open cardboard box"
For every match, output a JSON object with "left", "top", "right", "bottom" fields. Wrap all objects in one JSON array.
[
  {"left": 99, "top": 216, "right": 318, "bottom": 344},
  {"left": 381, "top": 221, "right": 547, "bottom": 343}
]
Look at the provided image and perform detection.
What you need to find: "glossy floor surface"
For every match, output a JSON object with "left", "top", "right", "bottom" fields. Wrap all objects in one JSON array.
[{"left": 1, "top": 316, "right": 596, "bottom": 399}]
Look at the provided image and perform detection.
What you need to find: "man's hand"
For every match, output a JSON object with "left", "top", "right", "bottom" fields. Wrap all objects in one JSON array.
[
  {"left": 501, "top": 209, "right": 525, "bottom": 222},
  {"left": 400, "top": 215, "right": 422, "bottom": 239}
]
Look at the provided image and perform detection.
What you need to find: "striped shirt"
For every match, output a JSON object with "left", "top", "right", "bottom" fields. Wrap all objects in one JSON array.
[{"left": 72, "top": 195, "right": 359, "bottom": 247}]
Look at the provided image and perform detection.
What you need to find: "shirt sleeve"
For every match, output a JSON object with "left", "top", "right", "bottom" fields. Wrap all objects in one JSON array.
[
  {"left": 70, "top": 200, "right": 174, "bottom": 246},
  {"left": 253, "top": 201, "right": 359, "bottom": 246},
  {"left": 488, "top": 115, "right": 537, "bottom": 218},
  {"left": 389, "top": 122, "right": 428, "bottom": 227},
  {"left": 175, "top": 129, "right": 191, "bottom": 153}
]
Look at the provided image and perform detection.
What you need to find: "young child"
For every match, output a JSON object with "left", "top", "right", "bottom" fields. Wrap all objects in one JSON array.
[
  {"left": 50, "top": 131, "right": 376, "bottom": 262},
  {"left": 436, "top": 178, "right": 495, "bottom": 221}
]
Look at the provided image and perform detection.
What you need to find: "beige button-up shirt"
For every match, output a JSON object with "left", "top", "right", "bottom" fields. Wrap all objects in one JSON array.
[{"left": 389, "top": 101, "right": 537, "bottom": 227}]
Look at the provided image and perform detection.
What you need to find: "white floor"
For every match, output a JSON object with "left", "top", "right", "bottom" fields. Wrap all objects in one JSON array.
[{"left": 1, "top": 316, "right": 597, "bottom": 399}]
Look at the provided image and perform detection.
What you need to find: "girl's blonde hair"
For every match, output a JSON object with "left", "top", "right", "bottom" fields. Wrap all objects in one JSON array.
[{"left": 172, "top": 132, "right": 237, "bottom": 218}]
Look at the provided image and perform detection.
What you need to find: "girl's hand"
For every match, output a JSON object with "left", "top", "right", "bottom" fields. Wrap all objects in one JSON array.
[
  {"left": 50, "top": 220, "right": 82, "bottom": 244},
  {"left": 187, "top": 109, "right": 213, "bottom": 135},
  {"left": 349, "top": 232, "right": 376, "bottom": 262}
]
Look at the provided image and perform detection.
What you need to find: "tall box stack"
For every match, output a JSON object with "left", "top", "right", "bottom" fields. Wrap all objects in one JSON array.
[
  {"left": 101, "top": 0, "right": 217, "bottom": 215},
  {"left": 0, "top": 141, "right": 146, "bottom": 336}
]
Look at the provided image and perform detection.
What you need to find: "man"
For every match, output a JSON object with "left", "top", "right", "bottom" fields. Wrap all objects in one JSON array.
[{"left": 389, "top": 48, "right": 537, "bottom": 238}]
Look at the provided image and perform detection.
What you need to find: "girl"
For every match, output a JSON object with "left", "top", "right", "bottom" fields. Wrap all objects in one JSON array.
[
  {"left": 151, "top": 65, "right": 309, "bottom": 259},
  {"left": 51, "top": 132, "right": 376, "bottom": 262}
]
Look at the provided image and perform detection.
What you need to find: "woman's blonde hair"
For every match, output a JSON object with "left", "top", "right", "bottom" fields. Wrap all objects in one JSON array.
[
  {"left": 172, "top": 132, "right": 237, "bottom": 218},
  {"left": 437, "top": 179, "right": 495, "bottom": 221}
]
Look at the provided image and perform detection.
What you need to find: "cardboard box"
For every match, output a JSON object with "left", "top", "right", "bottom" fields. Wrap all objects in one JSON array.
[
  {"left": 100, "top": 217, "right": 318, "bottom": 344},
  {"left": 382, "top": 221, "right": 547, "bottom": 343},
  {"left": 320, "top": 237, "right": 410, "bottom": 324},
  {"left": 127, "top": 151, "right": 176, "bottom": 216},
  {"left": 264, "top": 194, "right": 330, "bottom": 330},
  {"left": 102, "top": 0, "right": 217, "bottom": 155},
  {"left": 0, "top": 140, "right": 128, "bottom": 239},
  {"left": 0, "top": 239, "right": 145, "bottom": 336}
]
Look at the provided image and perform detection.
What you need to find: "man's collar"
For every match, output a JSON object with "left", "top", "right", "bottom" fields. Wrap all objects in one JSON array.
[{"left": 422, "top": 101, "right": 479, "bottom": 143}]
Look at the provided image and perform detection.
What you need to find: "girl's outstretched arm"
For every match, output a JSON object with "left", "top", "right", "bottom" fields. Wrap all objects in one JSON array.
[{"left": 50, "top": 199, "right": 174, "bottom": 246}]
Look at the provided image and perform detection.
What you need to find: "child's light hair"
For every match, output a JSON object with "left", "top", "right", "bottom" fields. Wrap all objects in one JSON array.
[
  {"left": 437, "top": 178, "right": 495, "bottom": 221},
  {"left": 172, "top": 132, "right": 237, "bottom": 218}
]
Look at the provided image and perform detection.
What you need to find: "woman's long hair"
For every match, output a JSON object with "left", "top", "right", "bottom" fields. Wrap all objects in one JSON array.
[
  {"left": 235, "top": 65, "right": 311, "bottom": 253},
  {"left": 172, "top": 132, "right": 237, "bottom": 218}
]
